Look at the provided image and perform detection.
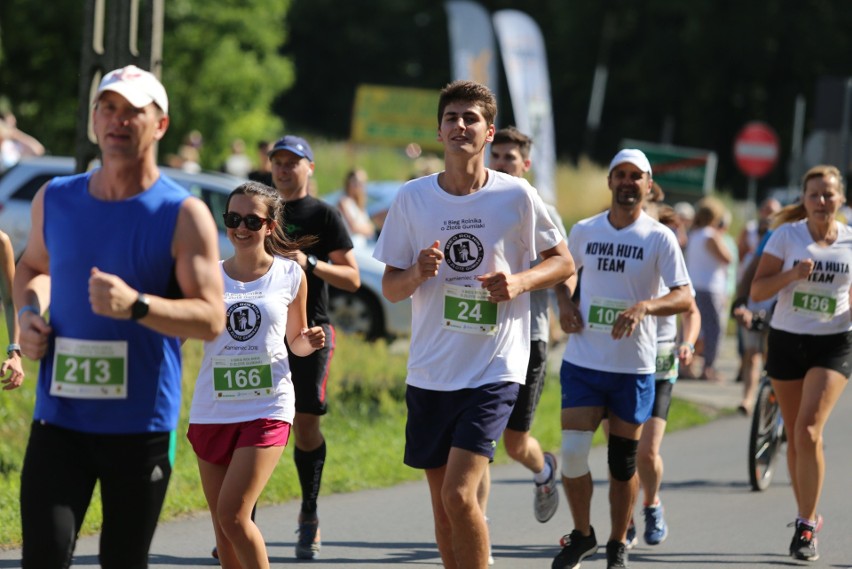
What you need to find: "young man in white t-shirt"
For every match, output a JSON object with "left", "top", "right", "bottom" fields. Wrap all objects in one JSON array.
[
  {"left": 554, "top": 149, "right": 691, "bottom": 569},
  {"left": 374, "top": 81, "right": 574, "bottom": 569}
]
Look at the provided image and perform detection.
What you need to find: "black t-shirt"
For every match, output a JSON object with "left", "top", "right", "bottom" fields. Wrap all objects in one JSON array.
[
  {"left": 281, "top": 195, "right": 354, "bottom": 325},
  {"left": 248, "top": 170, "right": 273, "bottom": 187}
]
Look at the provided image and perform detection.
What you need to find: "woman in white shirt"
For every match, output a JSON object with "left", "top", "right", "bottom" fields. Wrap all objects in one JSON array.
[
  {"left": 337, "top": 168, "right": 375, "bottom": 240},
  {"left": 187, "top": 182, "right": 325, "bottom": 568},
  {"left": 751, "top": 165, "right": 851, "bottom": 563},
  {"left": 685, "top": 196, "right": 733, "bottom": 381}
]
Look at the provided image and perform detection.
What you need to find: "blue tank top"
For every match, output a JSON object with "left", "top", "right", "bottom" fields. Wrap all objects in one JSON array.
[{"left": 36, "top": 171, "right": 189, "bottom": 434}]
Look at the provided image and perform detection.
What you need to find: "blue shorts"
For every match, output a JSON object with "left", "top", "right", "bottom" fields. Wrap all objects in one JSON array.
[
  {"left": 560, "top": 361, "right": 655, "bottom": 424},
  {"left": 404, "top": 381, "right": 519, "bottom": 469}
]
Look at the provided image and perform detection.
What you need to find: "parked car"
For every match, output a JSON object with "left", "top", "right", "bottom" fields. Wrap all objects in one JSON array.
[
  {"left": 320, "top": 180, "right": 411, "bottom": 340},
  {"left": 0, "top": 155, "right": 245, "bottom": 260},
  {"left": 0, "top": 156, "right": 410, "bottom": 341}
]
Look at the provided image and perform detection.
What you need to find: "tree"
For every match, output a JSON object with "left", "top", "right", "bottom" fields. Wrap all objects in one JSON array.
[
  {"left": 0, "top": 0, "right": 293, "bottom": 169},
  {"left": 162, "top": 0, "right": 293, "bottom": 168}
]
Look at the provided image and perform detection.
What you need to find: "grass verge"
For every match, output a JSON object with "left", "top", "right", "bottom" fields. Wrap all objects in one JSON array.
[{"left": 0, "top": 331, "right": 715, "bottom": 548}]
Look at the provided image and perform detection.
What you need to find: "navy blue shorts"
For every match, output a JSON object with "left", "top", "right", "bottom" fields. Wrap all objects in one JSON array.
[
  {"left": 560, "top": 360, "right": 655, "bottom": 424},
  {"left": 404, "top": 381, "right": 519, "bottom": 469}
]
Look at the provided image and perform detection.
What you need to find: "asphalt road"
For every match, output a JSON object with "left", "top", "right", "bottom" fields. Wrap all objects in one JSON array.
[{"left": 2, "top": 384, "right": 850, "bottom": 568}]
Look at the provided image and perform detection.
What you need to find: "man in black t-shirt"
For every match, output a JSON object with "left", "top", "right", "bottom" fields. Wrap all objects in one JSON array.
[{"left": 269, "top": 135, "right": 360, "bottom": 559}]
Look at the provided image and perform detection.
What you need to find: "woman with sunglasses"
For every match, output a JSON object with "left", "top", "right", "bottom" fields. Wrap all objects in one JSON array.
[{"left": 187, "top": 181, "right": 325, "bottom": 569}]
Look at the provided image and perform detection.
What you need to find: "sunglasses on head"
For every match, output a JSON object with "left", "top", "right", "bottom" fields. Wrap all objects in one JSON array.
[{"left": 223, "top": 211, "right": 270, "bottom": 231}]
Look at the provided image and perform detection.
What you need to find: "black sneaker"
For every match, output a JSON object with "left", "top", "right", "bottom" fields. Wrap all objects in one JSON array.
[
  {"left": 552, "top": 527, "right": 597, "bottom": 569},
  {"left": 789, "top": 516, "right": 822, "bottom": 561},
  {"left": 606, "top": 540, "right": 628, "bottom": 568}
]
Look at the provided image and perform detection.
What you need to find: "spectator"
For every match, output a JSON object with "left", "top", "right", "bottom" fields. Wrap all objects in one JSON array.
[
  {"left": 672, "top": 201, "right": 695, "bottom": 249},
  {"left": 685, "top": 196, "right": 733, "bottom": 382},
  {"left": 0, "top": 113, "right": 45, "bottom": 172},
  {"left": 737, "top": 197, "right": 781, "bottom": 272},
  {"left": 337, "top": 168, "right": 376, "bottom": 241},
  {"left": 248, "top": 140, "right": 274, "bottom": 187},
  {"left": 223, "top": 138, "right": 252, "bottom": 178}
]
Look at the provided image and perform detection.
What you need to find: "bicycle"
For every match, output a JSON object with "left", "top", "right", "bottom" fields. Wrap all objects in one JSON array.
[{"left": 748, "top": 373, "right": 786, "bottom": 491}]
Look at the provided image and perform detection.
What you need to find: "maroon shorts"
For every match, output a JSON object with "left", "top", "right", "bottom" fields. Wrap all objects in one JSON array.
[{"left": 187, "top": 419, "right": 291, "bottom": 465}]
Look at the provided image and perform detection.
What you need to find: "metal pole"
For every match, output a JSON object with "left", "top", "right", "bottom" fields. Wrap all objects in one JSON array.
[
  {"left": 840, "top": 77, "right": 852, "bottom": 197},
  {"left": 75, "top": 0, "right": 164, "bottom": 173},
  {"left": 746, "top": 177, "right": 757, "bottom": 220},
  {"left": 788, "top": 94, "right": 806, "bottom": 190}
]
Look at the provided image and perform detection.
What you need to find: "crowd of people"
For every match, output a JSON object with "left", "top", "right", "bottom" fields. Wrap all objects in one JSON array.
[{"left": 1, "top": 67, "right": 849, "bottom": 569}]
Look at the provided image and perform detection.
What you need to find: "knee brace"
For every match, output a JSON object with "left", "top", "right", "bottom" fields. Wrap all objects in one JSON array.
[
  {"left": 608, "top": 434, "right": 639, "bottom": 481},
  {"left": 561, "top": 430, "right": 594, "bottom": 478}
]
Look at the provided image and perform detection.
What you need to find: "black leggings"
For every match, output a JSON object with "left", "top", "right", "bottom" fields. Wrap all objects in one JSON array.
[{"left": 20, "top": 421, "right": 172, "bottom": 569}]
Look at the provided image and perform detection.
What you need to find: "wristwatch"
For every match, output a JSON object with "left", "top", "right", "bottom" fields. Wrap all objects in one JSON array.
[
  {"left": 305, "top": 254, "right": 318, "bottom": 274},
  {"left": 131, "top": 294, "right": 150, "bottom": 320},
  {"left": 6, "top": 343, "right": 20, "bottom": 357}
]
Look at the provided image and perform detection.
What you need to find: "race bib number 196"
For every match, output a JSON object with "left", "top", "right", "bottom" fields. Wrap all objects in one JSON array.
[
  {"left": 50, "top": 337, "right": 128, "bottom": 399},
  {"left": 792, "top": 286, "right": 836, "bottom": 321},
  {"left": 442, "top": 284, "right": 499, "bottom": 335}
]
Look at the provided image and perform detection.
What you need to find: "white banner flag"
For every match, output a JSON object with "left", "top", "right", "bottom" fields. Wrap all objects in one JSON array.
[
  {"left": 493, "top": 10, "right": 557, "bottom": 204},
  {"left": 444, "top": 1, "right": 499, "bottom": 95}
]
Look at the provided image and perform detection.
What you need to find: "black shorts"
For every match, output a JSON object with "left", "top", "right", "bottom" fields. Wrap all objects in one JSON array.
[
  {"left": 507, "top": 340, "right": 548, "bottom": 432},
  {"left": 766, "top": 327, "right": 852, "bottom": 380},
  {"left": 288, "top": 323, "right": 335, "bottom": 415},
  {"left": 650, "top": 379, "right": 673, "bottom": 420}
]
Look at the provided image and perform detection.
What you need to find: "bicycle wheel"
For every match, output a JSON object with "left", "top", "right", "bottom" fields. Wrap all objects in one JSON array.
[{"left": 748, "top": 378, "right": 784, "bottom": 491}]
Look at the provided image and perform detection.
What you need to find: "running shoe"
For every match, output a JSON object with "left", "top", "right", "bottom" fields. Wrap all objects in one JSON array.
[
  {"left": 625, "top": 517, "right": 638, "bottom": 550},
  {"left": 643, "top": 503, "right": 668, "bottom": 545},
  {"left": 535, "top": 452, "right": 560, "bottom": 523},
  {"left": 295, "top": 516, "right": 321, "bottom": 560},
  {"left": 788, "top": 515, "right": 822, "bottom": 561},
  {"left": 605, "top": 539, "right": 629, "bottom": 568},
  {"left": 552, "top": 527, "right": 597, "bottom": 569}
]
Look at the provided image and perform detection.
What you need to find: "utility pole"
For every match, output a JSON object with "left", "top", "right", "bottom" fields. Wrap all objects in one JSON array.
[{"left": 75, "top": 0, "right": 164, "bottom": 173}]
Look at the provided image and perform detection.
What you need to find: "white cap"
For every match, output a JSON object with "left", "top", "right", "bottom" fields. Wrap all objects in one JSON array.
[
  {"left": 608, "top": 148, "right": 652, "bottom": 177},
  {"left": 96, "top": 65, "right": 168, "bottom": 115}
]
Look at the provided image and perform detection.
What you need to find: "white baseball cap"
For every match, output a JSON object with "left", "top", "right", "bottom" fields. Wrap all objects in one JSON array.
[
  {"left": 608, "top": 148, "right": 652, "bottom": 177},
  {"left": 96, "top": 65, "right": 169, "bottom": 114}
]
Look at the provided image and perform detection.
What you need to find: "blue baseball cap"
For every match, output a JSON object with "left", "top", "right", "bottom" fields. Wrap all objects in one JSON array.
[{"left": 268, "top": 135, "right": 314, "bottom": 162}]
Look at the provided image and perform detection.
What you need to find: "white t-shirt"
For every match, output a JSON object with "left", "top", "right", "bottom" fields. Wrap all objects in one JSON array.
[
  {"left": 686, "top": 226, "right": 729, "bottom": 294},
  {"left": 190, "top": 257, "right": 301, "bottom": 424},
  {"left": 563, "top": 210, "right": 691, "bottom": 374},
  {"left": 531, "top": 203, "right": 569, "bottom": 342},
  {"left": 763, "top": 219, "right": 852, "bottom": 335},
  {"left": 373, "top": 170, "right": 563, "bottom": 391}
]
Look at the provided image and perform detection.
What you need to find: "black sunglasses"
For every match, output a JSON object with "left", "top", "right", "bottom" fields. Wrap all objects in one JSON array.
[{"left": 223, "top": 212, "right": 269, "bottom": 231}]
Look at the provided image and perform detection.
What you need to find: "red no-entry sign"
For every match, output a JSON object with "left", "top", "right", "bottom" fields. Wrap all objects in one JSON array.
[{"left": 734, "top": 122, "right": 779, "bottom": 178}]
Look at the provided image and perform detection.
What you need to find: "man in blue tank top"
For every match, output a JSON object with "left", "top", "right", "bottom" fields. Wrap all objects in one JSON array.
[{"left": 12, "top": 65, "right": 225, "bottom": 569}]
